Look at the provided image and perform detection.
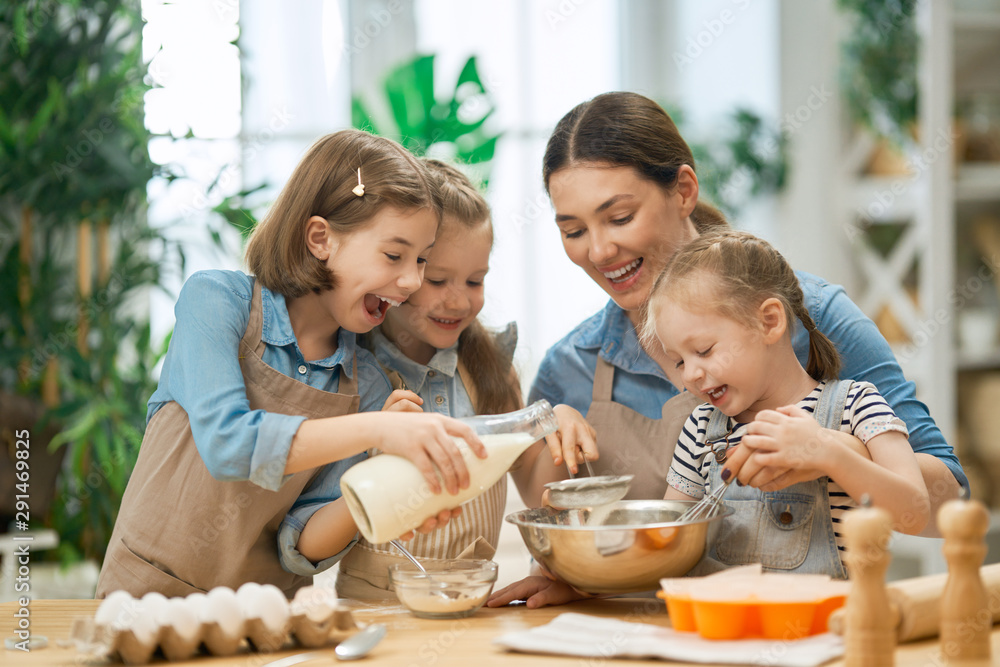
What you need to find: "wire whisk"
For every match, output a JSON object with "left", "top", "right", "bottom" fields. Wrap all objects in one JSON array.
[{"left": 677, "top": 480, "right": 732, "bottom": 522}]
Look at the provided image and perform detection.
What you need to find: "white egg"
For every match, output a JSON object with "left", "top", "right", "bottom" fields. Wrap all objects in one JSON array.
[
  {"left": 159, "top": 597, "right": 200, "bottom": 639},
  {"left": 95, "top": 590, "right": 134, "bottom": 627},
  {"left": 241, "top": 583, "right": 290, "bottom": 631},
  {"left": 291, "top": 585, "right": 338, "bottom": 622},
  {"left": 203, "top": 586, "right": 243, "bottom": 637}
]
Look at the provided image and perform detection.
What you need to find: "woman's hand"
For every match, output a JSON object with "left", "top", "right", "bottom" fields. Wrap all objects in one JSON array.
[
  {"left": 487, "top": 575, "right": 590, "bottom": 609},
  {"left": 382, "top": 389, "right": 423, "bottom": 413},
  {"left": 544, "top": 404, "right": 598, "bottom": 475},
  {"left": 375, "top": 413, "right": 487, "bottom": 495}
]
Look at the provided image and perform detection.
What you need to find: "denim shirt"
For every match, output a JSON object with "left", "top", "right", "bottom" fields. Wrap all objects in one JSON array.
[
  {"left": 147, "top": 270, "right": 392, "bottom": 575},
  {"left": 369, "top": 329, "right": 476, "bottom": 419},
  {"left": 529, "top": 270, "right": 969, "bottom": 493}
]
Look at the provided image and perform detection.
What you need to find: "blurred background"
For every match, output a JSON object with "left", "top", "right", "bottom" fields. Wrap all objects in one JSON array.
[{"left": 3, "top": 0, "right": 1000, "bottom": 598}]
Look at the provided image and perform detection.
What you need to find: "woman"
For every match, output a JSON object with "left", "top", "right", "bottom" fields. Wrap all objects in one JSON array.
[{"left": 488, "top": 91, "right": 967, "bottom": 608}]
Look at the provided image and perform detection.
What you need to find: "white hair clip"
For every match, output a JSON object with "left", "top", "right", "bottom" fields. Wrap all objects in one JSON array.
[{"left": 352, "top": 167, "right": 365, "bottom": 197}]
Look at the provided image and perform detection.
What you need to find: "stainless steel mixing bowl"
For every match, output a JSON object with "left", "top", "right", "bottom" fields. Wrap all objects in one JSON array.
[{"left": 505, "top": 499, "right": 732, "bottom": 595}]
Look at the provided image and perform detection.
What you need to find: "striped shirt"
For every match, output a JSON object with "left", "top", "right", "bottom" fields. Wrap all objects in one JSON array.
[{"left": 666, "top": 380, "right": 909, "bottom": 557}]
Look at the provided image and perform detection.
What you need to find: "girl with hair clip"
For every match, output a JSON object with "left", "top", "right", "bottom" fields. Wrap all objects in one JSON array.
[
  {"left": 329, "top": 158, "right": 597, "bottom": 600},
  {"left": 97, "top": 130, "right": 485, "bottom": 599},
  {"left": 490, "top": 91, "right": 964, "bottom": 608},
  {"left": 650, "top": 231, "right": 930, "bottom": 577}
]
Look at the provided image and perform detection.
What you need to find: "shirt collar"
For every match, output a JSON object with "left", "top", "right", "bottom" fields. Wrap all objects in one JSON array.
[
  {"left": 260, "top": 285, "right": 356, "bottom": 377},
  {"left": 371, "top": 328, "right": 458, "bottom": 392},
  {"left": 574, "top": 299, "right": 668, "bottom": 380}
]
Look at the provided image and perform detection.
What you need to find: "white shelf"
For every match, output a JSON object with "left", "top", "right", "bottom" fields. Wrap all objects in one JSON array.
[
  {"left": 851, "top": 175, "right": 925, "bottom": 222},
  {"left": 956, "top": 163, "right": 1000, "bottom": 202},
  {"left": 954, "top": 9, "right": 1000, "bottom": 31}
]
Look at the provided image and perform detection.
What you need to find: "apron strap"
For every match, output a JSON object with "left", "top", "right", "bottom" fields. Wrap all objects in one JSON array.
[
  {"left": 340, "top": 355, "right": 359, "bottom": 395},
  {"left": 813, "top": 379, "right": 853, "bottom": 430},
  {"left": 244, "top": 279, "right": 265, "bottom": 353},
  {"left": 592, "top": 357, "right": 615, "bottom": 403},
  {"left": 456, "top": 358, "right": 479, "bottom": 413}
]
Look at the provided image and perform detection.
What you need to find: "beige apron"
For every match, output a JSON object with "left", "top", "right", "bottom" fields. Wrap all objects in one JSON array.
[
  {"left": 335, "top": 361, "right": 502, "bottom": 601},
  {"left": 585, "top": 358, "right": 701, "bottom": 500},
  {"left": 96, "top": 282, "right": 360, "bottom": 599}
]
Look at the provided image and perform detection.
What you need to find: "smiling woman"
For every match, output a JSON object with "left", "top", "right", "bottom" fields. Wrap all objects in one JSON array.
[
  {"left": 95, "top": 130, "right": 489, "bottom": 600},
  {"left": 488, "top": 91, "right": 968, "bottom": 610}
]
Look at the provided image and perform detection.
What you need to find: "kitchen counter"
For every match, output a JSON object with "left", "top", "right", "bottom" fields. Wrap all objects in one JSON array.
[{"left": 3, "top": 598, "right": 999, "bottom": 666}]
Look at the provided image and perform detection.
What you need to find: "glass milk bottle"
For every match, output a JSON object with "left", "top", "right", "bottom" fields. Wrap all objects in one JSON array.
[{"left": 341, "top": 400, "right": 558, "bottom": 544}]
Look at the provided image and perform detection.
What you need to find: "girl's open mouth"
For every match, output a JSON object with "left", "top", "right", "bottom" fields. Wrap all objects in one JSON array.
[
  {"left": 706, "top": 385, "right": 728, "bottom": 405},
  {"left": 363, "top": 294, "right": 401, "bottom": 324}
]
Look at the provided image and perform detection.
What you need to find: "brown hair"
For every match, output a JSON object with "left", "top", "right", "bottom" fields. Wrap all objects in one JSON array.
[
  {"left": 643, "top": 230, "right": 841, "bottom": 382},
  {"left": 244, "top": 130, "right": 441, "bottom": 298},
  {"left": 418, "top": 158, "right": 521, "bottom": 415},
  {"left": 542, "top": 91, "right": 727, "bottom": 234}
]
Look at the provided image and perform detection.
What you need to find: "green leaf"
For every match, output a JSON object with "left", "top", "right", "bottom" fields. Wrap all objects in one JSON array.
[
  {"left": 455, "top": 56, "right": 485, "bottom": 93},
  {"left": 457, "top": 134, "right": 499, "bottom": 164}
]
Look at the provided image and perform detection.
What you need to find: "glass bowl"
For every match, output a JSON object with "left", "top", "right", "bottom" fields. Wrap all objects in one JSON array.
[{"left": 389, "top": 559, "right": 498, "bottom": 619}]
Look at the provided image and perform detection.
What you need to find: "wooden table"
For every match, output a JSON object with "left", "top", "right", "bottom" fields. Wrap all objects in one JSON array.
[{"left": 3, "top": 598, "right": 999, "bottom": 666}]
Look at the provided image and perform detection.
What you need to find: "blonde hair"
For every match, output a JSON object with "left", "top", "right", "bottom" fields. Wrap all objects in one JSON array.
[
  {"left": 245, "top": 130, "right": 441, "bottom": 297},
  {"left": 422, "top": 158, "right": 520, "bottom": 415},
  {"left": 642, "top": 230, "right": 841, "bottom": 381}
]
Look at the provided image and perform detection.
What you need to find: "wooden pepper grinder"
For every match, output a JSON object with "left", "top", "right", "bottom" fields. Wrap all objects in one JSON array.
[
  {"left": 844, "top": 502, "right": 896, "bottom": 666},
  {"left": 938, "top": 497, "right": 992, "bottom": 663}
]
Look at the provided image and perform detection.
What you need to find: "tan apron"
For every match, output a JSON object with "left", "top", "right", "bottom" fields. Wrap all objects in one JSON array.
[
  {"left": 585, "top": 358, "right": 701, "bottom": 500},
  {"left": 96, "top": 282, "right": 360, "bottom": 599},
  {"left": 335, "top": 361, "right": 502, "bottom": 601}
]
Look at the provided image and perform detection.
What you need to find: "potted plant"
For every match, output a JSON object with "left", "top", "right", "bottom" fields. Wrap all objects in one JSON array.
[
  {"left": 836, "top": 0, "right": 919, "bottom": 174},
  {"left": 0, "top": 0, "right": 170, "bottom": 569},
  {"left": 352, "top": 54, "right": 500, "bottom": 183}
]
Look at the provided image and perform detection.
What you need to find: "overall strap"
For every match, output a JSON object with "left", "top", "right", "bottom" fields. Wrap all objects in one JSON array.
[
  {"left": 813, "top": 379, "right": 853, "bottom": 430},
  {"left": 705, "top": 407, "right": 731, "bottom": 443}
]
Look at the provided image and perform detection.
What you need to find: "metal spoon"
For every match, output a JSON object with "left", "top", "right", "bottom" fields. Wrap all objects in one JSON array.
[
  {"left": 389, "top": 539, "right": 427, "bottom": 573},
  {"left": 335, "top": 623, "right": 387, "bottom": 661},
  {"left": 259, "top": 624, "right": 388, "bottom": 666}
]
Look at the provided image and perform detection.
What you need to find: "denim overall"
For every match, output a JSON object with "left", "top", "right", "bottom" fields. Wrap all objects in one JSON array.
[{"left": 691, "top": 379, "right": 852, "bottom": 579}]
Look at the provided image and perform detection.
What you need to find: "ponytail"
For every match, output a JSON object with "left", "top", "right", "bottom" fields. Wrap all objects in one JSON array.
[
  {"left": 792, "top": 302, "right": 841, "bottom": 381},
  {"left": 691, "top": 200, "right": 729, "bottom": 234}
]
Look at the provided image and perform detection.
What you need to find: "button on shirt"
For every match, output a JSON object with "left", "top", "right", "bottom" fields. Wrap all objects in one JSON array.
[
  {"left": 528, "top": 270, "right": 968, "bottom": 493},
  {"left": 145, "top": 270, "right": 393, "bottom": 575}
]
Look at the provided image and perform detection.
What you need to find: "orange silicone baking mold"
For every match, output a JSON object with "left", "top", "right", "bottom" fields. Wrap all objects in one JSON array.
[{"left": 658, "top": 570, "right": 850, "bottom": 640}]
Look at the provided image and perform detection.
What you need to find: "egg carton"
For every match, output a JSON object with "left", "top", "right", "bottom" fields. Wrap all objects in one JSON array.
[{"left": 67, "top": 583, "right": 358, "bottom": 664}]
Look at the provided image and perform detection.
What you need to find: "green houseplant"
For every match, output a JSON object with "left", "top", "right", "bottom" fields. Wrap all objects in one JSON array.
[
  {"left": 352, "top": 54, "right": 500, "bottom": 183},
  {"left": 0, "top": 0, "right": 170, "bottom": 564},
  {"left": 836, "top": 0, "right": 919, "bottom": 149}
]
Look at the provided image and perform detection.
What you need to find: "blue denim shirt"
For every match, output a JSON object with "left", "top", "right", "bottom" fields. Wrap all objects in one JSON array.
[
  {"left": 147, "top": 270, "right": 392, "bottom": 575},
  {"left": 529, "top": 270, "right": 969, "bottom": 492},
  {"left": 369, "top": 328, "right": 476, "bottom": 418}
]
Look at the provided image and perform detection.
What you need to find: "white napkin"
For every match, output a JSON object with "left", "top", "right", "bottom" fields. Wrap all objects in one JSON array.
[{"left": 494, "top": 613, "right": 844, "bottom": 667}]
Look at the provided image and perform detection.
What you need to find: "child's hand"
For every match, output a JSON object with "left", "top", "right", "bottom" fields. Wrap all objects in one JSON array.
[
  {"left": 396, "top": 507, "right": 463, "bottom": 540},
  {"left": 736, "top": 405, "right": 835, "bottom": 478},
  {"left": 382, "top": 389, "right": 423, "bottom": 413},
  {"left": 375, "top": 413, "right": 487, "bottom": 495},
  {"left": 544, "top": 404, "right": 598, "bottom": 475}
]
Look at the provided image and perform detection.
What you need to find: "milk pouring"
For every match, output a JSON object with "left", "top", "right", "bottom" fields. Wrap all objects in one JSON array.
[{"left": 340, "top": 400, "right": 559, "bottom": 544}]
